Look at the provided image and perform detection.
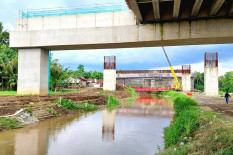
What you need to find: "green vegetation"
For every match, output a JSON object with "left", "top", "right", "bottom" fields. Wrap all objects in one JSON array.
[
  {"left": 107, "top": 95, "right": 121, "bottom": 106},
  {"left": 0, "top": 117, "right": 21, "bottom": 131},
  {"left": 194, "top": 71, "right": 233, "bottom": 93},
  {"left": 25, "top": 107, "right": 32, "bottom": 114},
  {"left": 46, "top": 108, "right": 52, "bottom": 113},
  {"left": 52, "top": 111, "right": 60, "bottom": 117},
  {"left": 99, "top": 90, "right": 107, "bottom": 94},
  {"left": 0, "top": 23, "right": 18, "bottom": 91},
  {"left": 127, "top": 87, "right": 139, "bottom": 97},
  {"left": 194, "top": 71, "right": 204, "bottom": 91},
  {"left": 152, "top": 91, "right": 161, "bottom": 95},
  {"left": 0, "top": 91, "right": 17, "bottom": 96},
  {"left": 125, "top": 98, "right": 135, "bottom": 101},
  {"left": 55, "top": 99, "right": 98, "bottom": 111},
  {"left": 219, "top": 71, "right": 233, "bottom": 92},
  {"left": 159, "top": 91, "right": 233, "bottom": 154}
]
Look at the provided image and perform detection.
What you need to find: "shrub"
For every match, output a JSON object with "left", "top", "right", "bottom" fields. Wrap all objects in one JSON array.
[
  {"left": 26, "top": 107, "right": 32, "bottom": 114},
  {"left": 47, "top": 108, "right": 52, "bottom": 114},
  {"left": 107, "top": 95, "right": 121, "bottom": 106},
  {"left": 127, "top": 87, "right": 139, "bottom": 97},
  {"left": 58, "top": 99, "right": 78, "bottom": 110},
  {"left": 0, "top": 117, "right": 21, "bottom": 131},
  {"left": 164, "top": 108, "right": 199, "bottom": 147},
  {"left": 174, "top": 96, "right": 198, "bottom": 116}
]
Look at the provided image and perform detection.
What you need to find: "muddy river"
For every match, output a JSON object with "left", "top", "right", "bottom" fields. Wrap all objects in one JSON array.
[{"left": 0, "top": 96, "right": 173, "bottom": 155}]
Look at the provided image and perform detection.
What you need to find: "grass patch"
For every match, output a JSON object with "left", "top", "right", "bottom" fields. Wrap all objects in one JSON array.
[
  {"left": 127, "top": 87, "right": 139, "bottom": 97},
  {"left": 159, "top": 91, "right": 233, "bottom": 154},
  {"left": 99, "top": 90, "right": 107, "bottom": 94},
  {"left": 0, "top": 91, "right": 17, "bottom": 96},
  {"left": 54, "top": 99, "right": 98, "bottom": 111},
  {"left": 0, "top": 117, "right": 21, "bottom": 131},
  {"left": 107, "top": 95, "right": 121, "bottom": 106},
  {"left": 125, "top": 98, "right": 135, "bottom": 101},
  {"left": 47, "top": 108, "right": 52, "bottom": 114},
  {"left": 25, "top": 107, "right": 32, "bottom": 114}
]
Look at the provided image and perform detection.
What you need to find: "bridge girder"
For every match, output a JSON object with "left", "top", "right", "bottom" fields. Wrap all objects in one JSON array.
[{"left": 127, "top": 0, "right": 232, "bottom": 23}]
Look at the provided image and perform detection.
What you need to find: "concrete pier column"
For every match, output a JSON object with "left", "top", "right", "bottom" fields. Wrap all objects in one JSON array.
[
  {"left": 204, "top": 53, "right": 219, "bottom": 96},
  {"left": 17, "top": 48, "right": 49, "bottom": 96},
  {"left": 182, "top": 65, "right": 191, "bottom": 92},
  {"left": 182, "top": 74, "right": 191, "bottom": 92},
  {"left": 103, "top": 56, "right": 116, "bottom": 91}
]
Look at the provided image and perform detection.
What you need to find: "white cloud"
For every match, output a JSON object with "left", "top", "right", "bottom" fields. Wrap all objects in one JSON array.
[{"left": 3, "top": 23, "right": 14, "bottom": 32}]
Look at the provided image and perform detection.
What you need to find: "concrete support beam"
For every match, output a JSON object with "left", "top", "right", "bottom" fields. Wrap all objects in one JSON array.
[
  {"left": 182, "top": 74, "right": 191, "bottom": 92},
  {"left": 17, "top": 48, "right": 49, "bottom": 96},
  {"left": 210, "top": 0, "right": 225, "bottom": 16},
  {"left": 129, "top": 0, "right": 143, "bottom": 22},
  {"left": 173, "top": 0, "right": 181, "bottom": 19},
  {"left": 152, "top": 0, "right": 160, "bottom": 20},
  {"left": 191, "top": 0, "right": 203, "bottom": 16},
  {"left": 204, "top": 67, "right": 219, "bottom": 96},
  {"left": 103, "top": 70, "right": 116, "bottom": 91},
  {"left": 230, "top": 3, "right": 233, "bottom": 15}
]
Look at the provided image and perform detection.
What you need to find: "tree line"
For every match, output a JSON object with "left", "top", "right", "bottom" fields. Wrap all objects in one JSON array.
[
  {"left": 194, "top": 71, "right": 233, "bottom": 93},
  {"left": 0, "top": 22, "right": 103, "bottom": 91}
]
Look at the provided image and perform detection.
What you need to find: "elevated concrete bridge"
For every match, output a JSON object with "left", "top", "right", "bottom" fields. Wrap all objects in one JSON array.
[{"left": 9, "top": 1, "right": 233, "bottom": 95}]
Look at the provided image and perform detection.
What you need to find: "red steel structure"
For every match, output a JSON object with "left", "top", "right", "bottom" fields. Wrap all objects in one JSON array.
[
  {"left": 104, "top": 56, "right": 116, "bottom": 69},
  {"left": 182, "top": 65, "right": 191, "bottom": 74},
  {"left": 204, "top": 52, "right": 218, "bottom": 67},
  {"left": 133, "top": 87, "right": 173, "bottom": 92}
]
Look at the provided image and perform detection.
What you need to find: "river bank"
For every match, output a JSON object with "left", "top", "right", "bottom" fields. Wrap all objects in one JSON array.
[
  {"left": 0, "top": 87, "right": 134, "bottom": 132},
  {"left": 0, "top": 94, "right": 171, "bottom": 155},
  {"left": 159, "top": 91, "right": 233, "bottom": 154}
]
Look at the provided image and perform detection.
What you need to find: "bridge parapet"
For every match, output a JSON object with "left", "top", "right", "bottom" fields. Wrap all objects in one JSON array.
[{"left": 15, "top": 4, "right": 135, "bottom": 31}]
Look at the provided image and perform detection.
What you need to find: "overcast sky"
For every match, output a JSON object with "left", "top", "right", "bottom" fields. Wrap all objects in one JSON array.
[{"left": 1, "top": 0, "right": 233, "bottom": 75}]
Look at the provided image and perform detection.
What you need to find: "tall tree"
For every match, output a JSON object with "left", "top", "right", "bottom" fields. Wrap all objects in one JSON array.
[
  {"left": 194, "top": 71, "right": 204, "bottom": 91},
  {"left": 0, "top": 22, "right": 9, "bottom": 45},
  {"left": 219, "top": 71, "right": 233, "bottom": 92}
]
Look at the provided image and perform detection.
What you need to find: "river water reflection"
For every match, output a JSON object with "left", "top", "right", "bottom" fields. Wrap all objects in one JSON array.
[{"left": 0, "top": 96, "right": 173, "bottom": 155}]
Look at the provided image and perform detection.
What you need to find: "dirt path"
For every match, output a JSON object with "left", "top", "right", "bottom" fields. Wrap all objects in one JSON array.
[{"left": 193, "top": 94, "right": 233, "bottom": 121}]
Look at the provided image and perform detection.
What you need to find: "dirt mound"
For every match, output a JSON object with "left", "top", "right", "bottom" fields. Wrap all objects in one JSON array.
[
  {"left": 0, "top": 106, "right": 22, "bottom": 116},
  {"left": 116, "top": 83, "right": 127, "bottom": 91}
]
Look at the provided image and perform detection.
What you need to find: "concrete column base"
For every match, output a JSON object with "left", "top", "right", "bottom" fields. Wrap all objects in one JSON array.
[
  {"left": 204, "top": 67, "right": 219, "bottom": 96},
  {"left": 17, "top": 48, "right": 49, "bottom": 96},
  {"left": 103, "top": 70, "right": 116, "bottom": 91},
  {"left": 182, "top": 74, "right": 191, "bottom": 92}
]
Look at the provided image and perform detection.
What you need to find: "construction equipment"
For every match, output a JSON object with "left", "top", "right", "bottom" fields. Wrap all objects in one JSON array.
[{"left": 162, "top": 46, "right": 182, "bottom": 90}]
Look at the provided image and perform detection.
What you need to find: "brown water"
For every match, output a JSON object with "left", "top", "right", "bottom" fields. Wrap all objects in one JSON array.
[{"left": 0, "top": 96, "right": 173, "bottom": 155}]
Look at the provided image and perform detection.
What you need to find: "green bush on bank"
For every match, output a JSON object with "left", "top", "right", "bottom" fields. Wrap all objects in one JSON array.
[
  {"left": 162, "top": 91, "right": 199, "bottom": 147},
  {"left": 107, "top": 95, "right": 121, "bottom": 106},
  {"left": 164, "top": 108, "right": 200, "bottom": 147},
  {"left": 0, "top": 117, "right": 21, "bottom": 131},
  {"left": 127, "top": 87, "right": 139, "bottom": 97},
  {"left": 55, "top": 99, "right": 98, "bottom": 111},
  {"left": 161, "top": 91, "right": 233, "bottom": 154}
]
